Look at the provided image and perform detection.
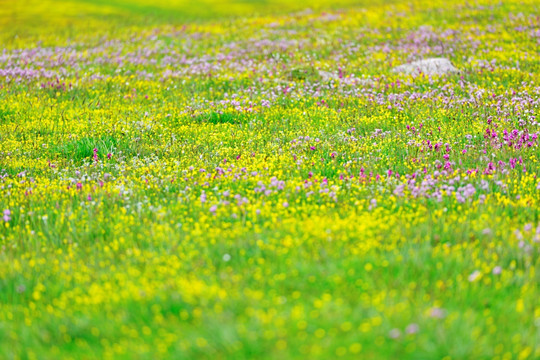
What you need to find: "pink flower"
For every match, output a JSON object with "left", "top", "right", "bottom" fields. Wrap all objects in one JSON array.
[
  {"left": 429, "top": 307, "right": 446, "bottom": 319},
  {"left": 405, "top": 323, "right": 419, "bottom": 334},
  {"left": 388, "top": 329, "right": 401, "bottom": 339}
]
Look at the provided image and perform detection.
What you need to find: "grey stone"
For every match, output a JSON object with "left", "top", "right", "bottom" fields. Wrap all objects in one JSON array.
[
  {"left": 392, "top": 58, "right": 458, "bottom": 77},
  {"left": 318, "top": 70, "right": 337, "bottom": 82}
]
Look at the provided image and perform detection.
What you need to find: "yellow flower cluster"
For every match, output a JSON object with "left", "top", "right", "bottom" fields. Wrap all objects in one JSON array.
[{"left": 0, "top": 0, "right": 539, "bottom": 358}]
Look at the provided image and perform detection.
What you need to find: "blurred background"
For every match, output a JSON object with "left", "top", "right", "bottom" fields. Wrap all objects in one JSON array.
[{"left": 1, "top": 0, "right": 389, "bottom": 46}]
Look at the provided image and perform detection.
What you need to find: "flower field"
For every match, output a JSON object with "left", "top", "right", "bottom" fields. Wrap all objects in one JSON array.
[{"left": 1, "top": 0, "right": 539, "bottom": 358}]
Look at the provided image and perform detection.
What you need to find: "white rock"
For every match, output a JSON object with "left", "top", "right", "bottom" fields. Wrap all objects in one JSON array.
[
  {"left": 392, "top": 58, "right": 458, "bottom": 77},
  {"left": 319, "top": 70, "right": 337, "bottom": 82}
]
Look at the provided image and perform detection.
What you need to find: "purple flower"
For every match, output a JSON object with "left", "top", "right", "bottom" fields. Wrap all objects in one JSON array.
[
  {"left": 209, "top": 205, "right": 217, "bottom": 214},
  {"left": 405, "top": 323, "right": 419, "bottom": 334},
  {"left": 388, "top": 328, "right": 401, "bottom": 339},
  {"left": 492, "top": 266, "right": 502, "bottom": 275},
  {"left": 3, "top": 209, "right": 11, "bottom": 222},
  {"left": 393, "top": 184, "right": 405, "bottom": 197},
  {"left": 429, "top": 307, "right": 446, "bottom": 319}
]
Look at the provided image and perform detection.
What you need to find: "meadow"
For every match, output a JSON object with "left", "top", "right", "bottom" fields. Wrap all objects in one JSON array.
[{"left": 0, "top": 0, "right": 539, "bottom": 358}]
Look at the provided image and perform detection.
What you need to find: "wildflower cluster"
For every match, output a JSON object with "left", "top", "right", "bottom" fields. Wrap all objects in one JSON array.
[{"left": 0, "top": 0, "right": 539, "bottom": 359}]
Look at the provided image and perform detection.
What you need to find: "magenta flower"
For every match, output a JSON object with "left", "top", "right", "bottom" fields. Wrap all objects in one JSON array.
[{"left": 444, "top": 162, "right": 452, "bottom": 171}]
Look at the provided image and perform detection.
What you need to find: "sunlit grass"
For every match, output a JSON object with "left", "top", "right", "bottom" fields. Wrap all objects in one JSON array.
[{"left": 0, "top": 0, "right": 539, "bottom": 359}]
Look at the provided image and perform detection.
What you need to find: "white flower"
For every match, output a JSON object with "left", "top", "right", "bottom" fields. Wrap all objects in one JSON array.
[{"left": 468, "top": 270, "right": 482, "bottom": 282}]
